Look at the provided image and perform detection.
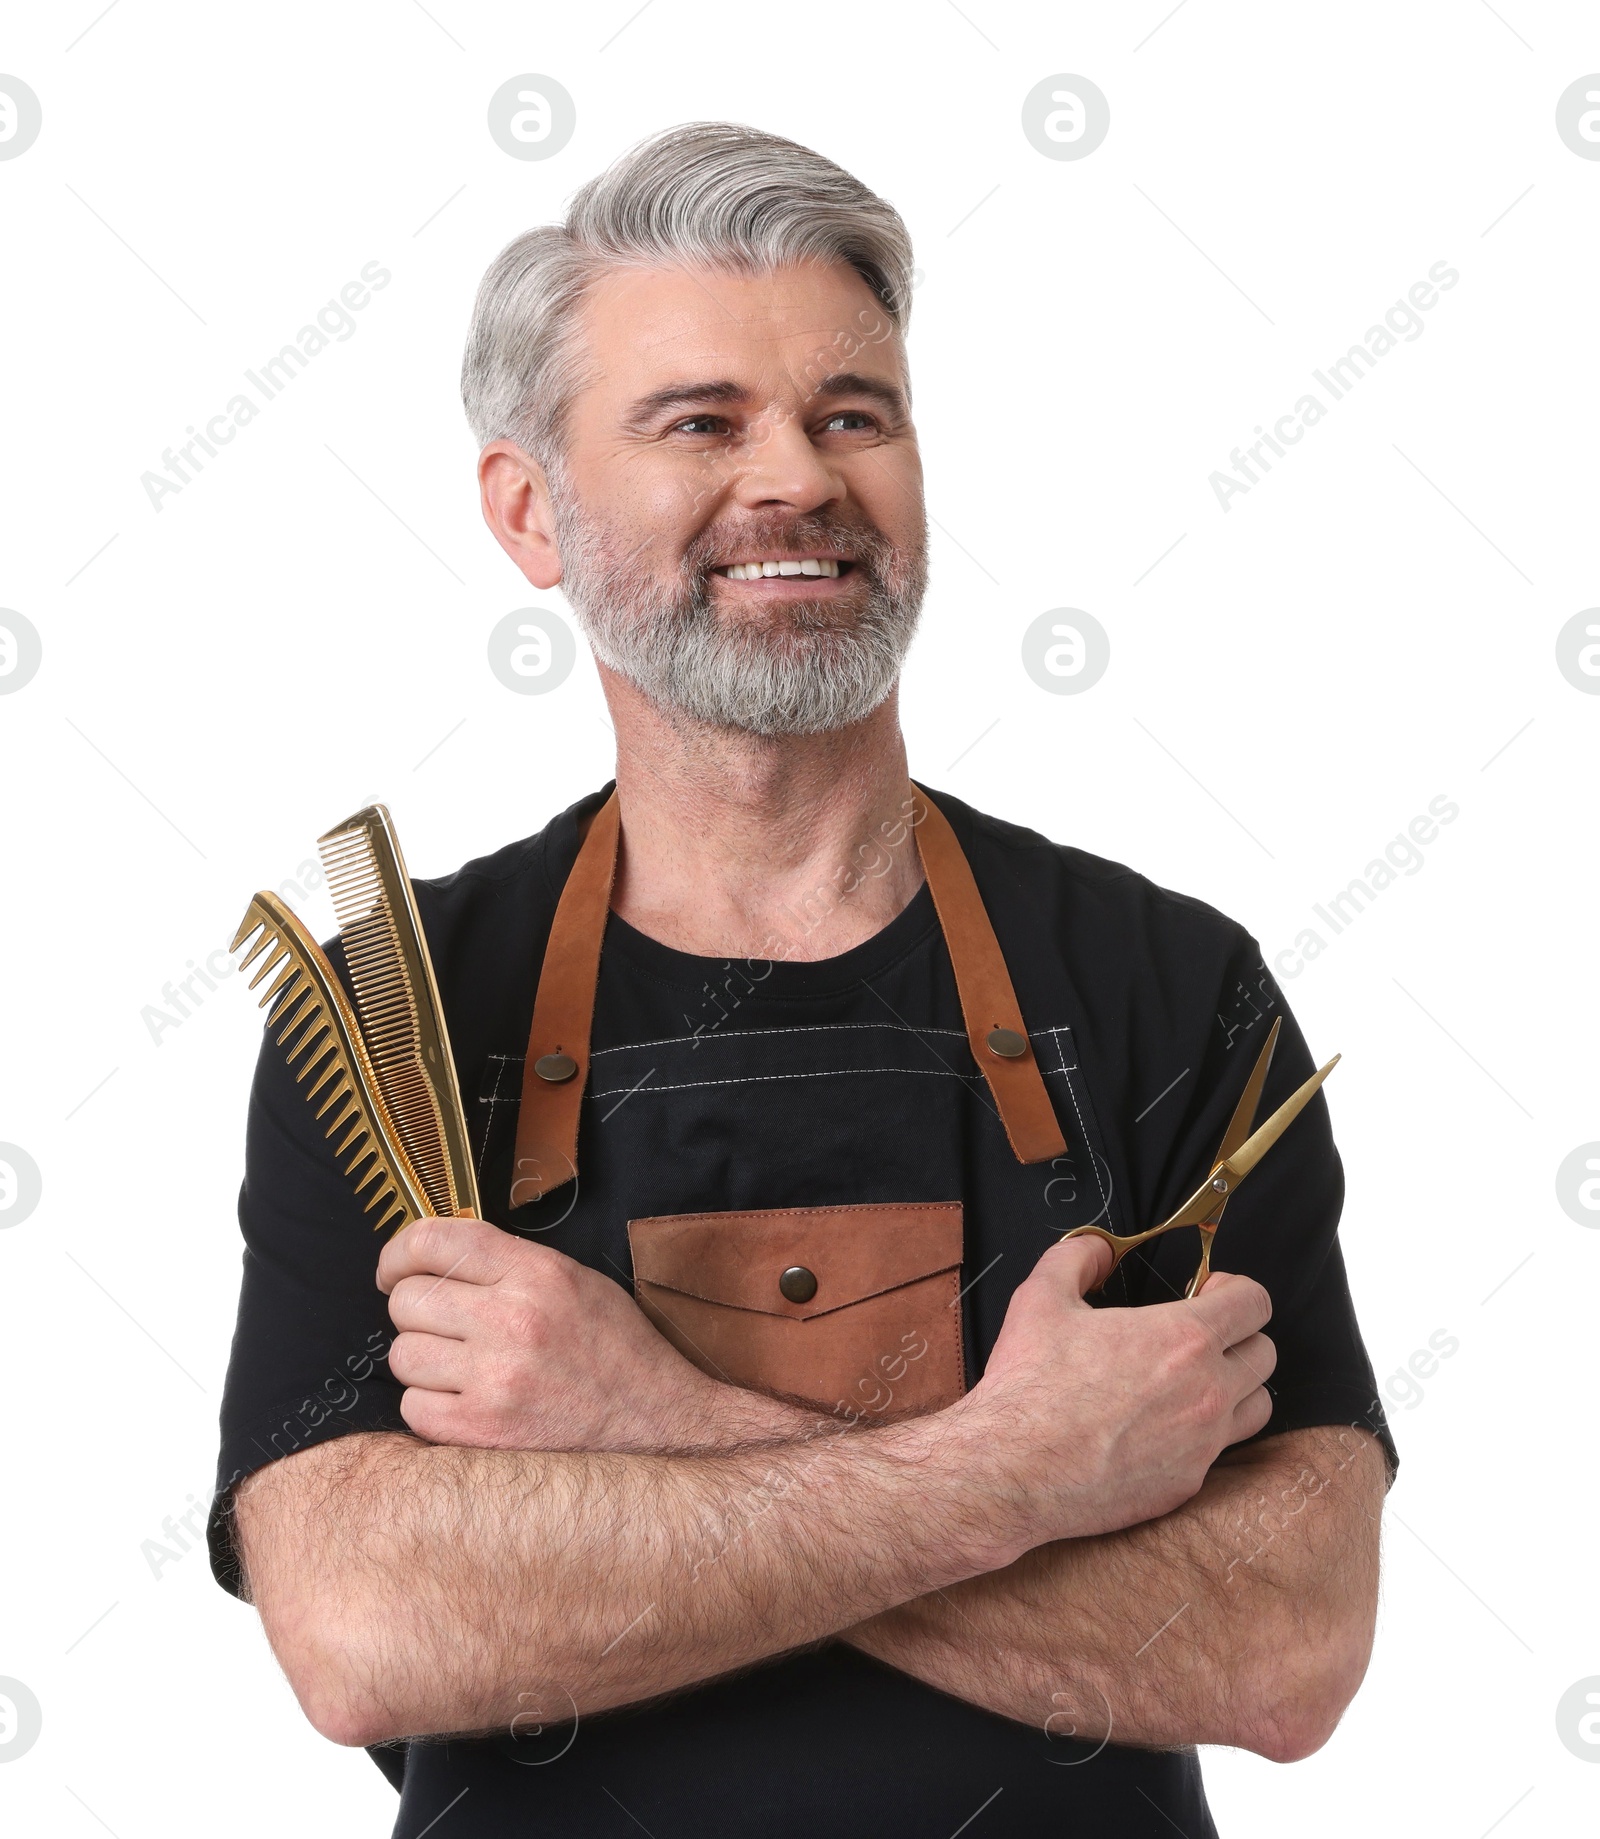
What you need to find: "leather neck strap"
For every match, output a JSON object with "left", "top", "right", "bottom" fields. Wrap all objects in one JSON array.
[{"left": 511, "top": 786, "right": 1066, "bottom": 1205}]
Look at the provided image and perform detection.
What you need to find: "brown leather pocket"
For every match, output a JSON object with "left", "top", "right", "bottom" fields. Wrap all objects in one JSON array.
[{"left": 627, "top": 1202, "right": 967, "bottom": 1421}]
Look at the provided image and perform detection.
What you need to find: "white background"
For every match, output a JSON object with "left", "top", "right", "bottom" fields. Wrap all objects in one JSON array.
[{"left": 1, "top": 2, "right": 1596, "bottom": 1834}]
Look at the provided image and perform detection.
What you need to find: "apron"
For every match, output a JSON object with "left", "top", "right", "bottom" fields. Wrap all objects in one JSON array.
[{"left": 510, "top": 786, "right": 1068, "bottom": 1423}]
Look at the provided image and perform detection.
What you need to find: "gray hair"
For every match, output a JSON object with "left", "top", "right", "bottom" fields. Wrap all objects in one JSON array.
[{"left": 460, "top": 121, "right": 915, "bottom": 465}]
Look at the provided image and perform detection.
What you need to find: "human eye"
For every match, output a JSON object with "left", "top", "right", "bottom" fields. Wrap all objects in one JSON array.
[
  {"left": 671, "top": 413, "right": 733, "bottom": 437},
  {"left": 818, "top": 409, "right": 878, "bottom": 435}
]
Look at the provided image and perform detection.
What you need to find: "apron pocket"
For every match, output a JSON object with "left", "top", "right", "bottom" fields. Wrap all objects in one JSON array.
[{"left": 627, "top": 1202, "right": 966, "bottom": 1421}]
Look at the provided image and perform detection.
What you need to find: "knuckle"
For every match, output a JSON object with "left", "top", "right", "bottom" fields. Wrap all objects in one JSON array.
[
  {"left": 465, "top": 1217, "right": 507, "bottom": 1262},
  {"left": 479, "top": 1352, "right": 529, "bottom": 1416},
  {"left": 388, "top": 1275, "right": 431, "bottom": 1322},
  {"left": 1151, "top": 1328, "right": 1190, "bottom": 1387},
  {"left": 1174, "top": 1313, "right": 1214, "bottom": 1364},
  {"left": 1192, "top": 1378, "right": 1230, "bottom": 1427},
  {"left": 528, "top": 1244, "right": 577, "bottom": 1295},
  {"left": 500, "top": 1300, "right": 544, "bottom": 1348},
  {"left": 375, "top": 1225, "right": 415, "bottom": 1287},
  {"left": 406, "top": 1217, "right": 451, "bottom": 1263}
]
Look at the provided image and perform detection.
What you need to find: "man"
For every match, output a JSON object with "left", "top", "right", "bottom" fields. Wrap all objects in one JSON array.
[{"left": 209, "top": 122, "right": 1396, "bottom": 1838}]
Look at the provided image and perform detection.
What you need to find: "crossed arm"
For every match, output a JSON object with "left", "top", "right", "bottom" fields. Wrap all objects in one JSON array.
[
  {"left": 231, "top": 1220, "right": 1386, "bottom": 1760},
  {"left": 840, "top": 1422, "right": 1385, "bottom": 1761}
]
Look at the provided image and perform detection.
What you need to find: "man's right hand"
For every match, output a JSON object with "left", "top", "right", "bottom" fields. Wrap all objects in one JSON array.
[{"left": 948, "top": 1236, "right": 1276, "bottom": 1559}]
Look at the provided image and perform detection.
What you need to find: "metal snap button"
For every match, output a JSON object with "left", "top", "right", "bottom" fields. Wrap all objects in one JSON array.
[
  {"left": 986, "top": 1027, "right": 1028, "bottom": 1059},
  {"left": 534, "top": 1052, "right": 578, "bottom": 1083},
  {"left": 779, "top": 1265, "right": 818, "bottom": 1304}
]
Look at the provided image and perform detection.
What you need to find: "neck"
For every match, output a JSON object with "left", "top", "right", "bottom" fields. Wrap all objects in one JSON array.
[{"left": 599, "top": 664, "right": 925, "bottom": 961}]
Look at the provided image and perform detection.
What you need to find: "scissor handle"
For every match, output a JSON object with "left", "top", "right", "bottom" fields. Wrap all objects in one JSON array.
[
  {"left": 1183, "top": 1226, "right": 1218, "bottom": 1300},
  {"left": 1065, "top": 1218, "right": 1219, "bottom": 1298},
  {"left": 1063, "top": 1221, "right": 1205, "bottom": 1291}
]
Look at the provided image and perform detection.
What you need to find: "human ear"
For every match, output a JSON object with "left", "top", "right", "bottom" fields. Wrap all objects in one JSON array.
[{"left": 479, "top": 440, "right": 563, "bottom": 589}]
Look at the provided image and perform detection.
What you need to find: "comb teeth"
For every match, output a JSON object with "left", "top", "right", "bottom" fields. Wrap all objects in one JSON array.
[
  {"left": 317, "top": 811, "right": 477, "bottom": 1222},
  {"left": 230, "top": 892, "right": 427, "bottom": 1236}
]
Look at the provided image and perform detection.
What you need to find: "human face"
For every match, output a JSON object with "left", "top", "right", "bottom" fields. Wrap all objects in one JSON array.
[{"left": 548, "top": 258, "right": 928, "bottom": 733}]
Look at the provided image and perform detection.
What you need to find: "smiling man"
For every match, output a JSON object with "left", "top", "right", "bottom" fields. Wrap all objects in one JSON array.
[{"left": 209, "top": 123, "right": 1396, "bottom": 1839}]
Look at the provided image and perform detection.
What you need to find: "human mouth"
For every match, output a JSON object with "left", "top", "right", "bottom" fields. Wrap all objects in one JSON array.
[{"left": 713, "top": 556, "right": 850, "bottom": 580}]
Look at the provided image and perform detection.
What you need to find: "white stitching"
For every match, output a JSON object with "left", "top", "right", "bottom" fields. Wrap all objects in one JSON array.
[
  {"left": 591, "top": 1066, "right": 984, "bottom": 1098},
  {"left": 1050, "top": 1026, "right": 1112, "bottom": 1221},
  {"left": 591, "top": 1021, "right": 970, "bottom": 1058},
  {"left": 486, "top": 1021, "right": 1072, "bottom": 1063},
  {"left": 586, "top": 1062, "right": 1080, "bottom": 1101},
  {"left": 475, "top": 1051, "right": 512, "bottom": 1179}
]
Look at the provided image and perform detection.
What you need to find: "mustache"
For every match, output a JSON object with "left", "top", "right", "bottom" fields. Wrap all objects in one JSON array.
[{"left": 681, "top": 516, "right": 898, "bottom": 580}]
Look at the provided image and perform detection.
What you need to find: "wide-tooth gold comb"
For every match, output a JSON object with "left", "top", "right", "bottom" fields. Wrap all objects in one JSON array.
[
  {"left": 316, "top": 804, "right": 480, "bottom": 1222},
  {"left": 230, "top": 892, "right": 430, "bottom": 1233}
]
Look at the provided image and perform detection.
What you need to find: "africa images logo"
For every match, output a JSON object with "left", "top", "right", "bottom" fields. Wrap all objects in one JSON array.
[
  {"left": 1208, "top": 263, "right": 1459, "bottom": 512},
  {"left": 139, "top": 263, "right": 391, "bottom": 511}
]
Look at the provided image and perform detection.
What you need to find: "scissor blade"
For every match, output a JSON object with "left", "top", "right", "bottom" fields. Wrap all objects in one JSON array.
[
  {"left": 1147, "top": 1045, "right": 1341, "bottom": 1238},
  {"left": 1217, "top": 1017, "right": 1282, "bottom": 1164},
  {"left": 1220, "top": 1054, "right": 1340, "bottom": 1182}
]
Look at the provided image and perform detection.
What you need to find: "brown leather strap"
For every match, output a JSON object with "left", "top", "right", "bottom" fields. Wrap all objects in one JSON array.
[
  {"left": 511, "top": 792, "right": 620, "bottom": 1204},
  {"left": 511, "top": 786, "right": 1065, "bottom": 1204},
  {"left": 909, "top": 788, "right": 1067, "bottom": 1165}
]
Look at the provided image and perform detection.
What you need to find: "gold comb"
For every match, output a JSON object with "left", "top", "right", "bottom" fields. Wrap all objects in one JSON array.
[
  {"left": 230, "top": 892, "right": 431, "bottom": 1233},
  {"left": 316, "top": 804, "right": 480, "bottom": 1222}
]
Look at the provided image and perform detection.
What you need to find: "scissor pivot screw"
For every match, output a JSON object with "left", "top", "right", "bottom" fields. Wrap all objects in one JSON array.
[{"left": 1211, "top": 1176, "right": 1228, "bottom": 1193}]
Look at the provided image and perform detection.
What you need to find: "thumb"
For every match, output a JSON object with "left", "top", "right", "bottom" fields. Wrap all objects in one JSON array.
[{"left": 1040, "top": 1232, "right": 1116, "bottom": 1299}]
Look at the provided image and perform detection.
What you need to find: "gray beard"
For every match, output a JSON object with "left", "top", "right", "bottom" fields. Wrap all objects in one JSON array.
[{"left": 550, "top": 480, "right": 927, "bottom": 737}]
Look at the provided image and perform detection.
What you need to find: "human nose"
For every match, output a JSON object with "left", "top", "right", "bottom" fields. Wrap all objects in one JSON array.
[{"left": 724, "top": 400, "right": 845, "bottom": 514}]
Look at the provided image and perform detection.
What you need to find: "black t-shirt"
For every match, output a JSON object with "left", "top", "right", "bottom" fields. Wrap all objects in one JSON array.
[{"left": 209, "top": 784, "right": 1397, "bottom": 1839}]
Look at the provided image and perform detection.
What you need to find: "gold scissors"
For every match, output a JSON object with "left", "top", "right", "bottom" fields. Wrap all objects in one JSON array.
[{"left": 1064, "top": 1018, "right": 1339, "bottom": 1298}]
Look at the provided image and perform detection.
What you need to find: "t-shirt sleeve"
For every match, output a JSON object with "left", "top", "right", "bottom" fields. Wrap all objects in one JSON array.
[
  {"left": 205, "top": 968, "right": 413, "bottom": 1598},
  {"left": 1123, "top": 936, "right": 1398, "bottom": 1482}
]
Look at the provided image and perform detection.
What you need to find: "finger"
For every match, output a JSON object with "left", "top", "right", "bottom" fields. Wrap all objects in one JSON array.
[
  {"left": 388, "top": 1329, "right": 467, "bottom": 1393},
  {"left": 1224, "top": 1384, "right": 1274, "bottom": 1448},
  {"left": 377, "top": 1216, "right": 516, "bottom": 1295},
  {"left": 387, "top": 1272, "right": 477, "bottom": 1336},
  {"left": 398, "top": 1385, "right": 458, "bottom": 1444},
  {"left": 1039, "top": 1233, "right": 1116, "bottom": 1298},
  {"left": 1222, "top": 1330, "right": 1278, "bottom": 1397},
  {"left": 1186, "top": 1269, "right": 1273, "bottom": 1347}
]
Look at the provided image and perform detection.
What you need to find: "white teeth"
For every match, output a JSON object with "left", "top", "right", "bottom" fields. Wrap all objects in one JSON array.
[{"left": 722, "top": 558, "right": 842, "bottom": 580}]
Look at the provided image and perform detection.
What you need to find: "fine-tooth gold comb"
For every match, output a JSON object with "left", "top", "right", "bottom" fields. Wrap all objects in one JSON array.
[
  {"left": 230, "top": 803, "right": 480, "bottom": 1233},
  {"left": 316, "top": 804, "right": 480, "bottom": 1223}
]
